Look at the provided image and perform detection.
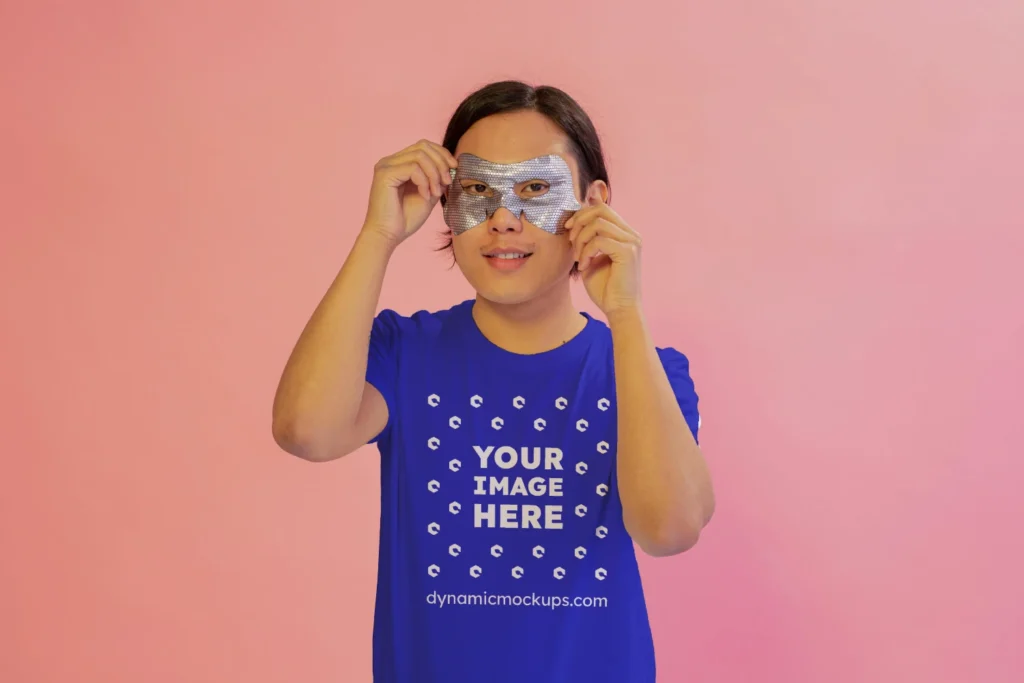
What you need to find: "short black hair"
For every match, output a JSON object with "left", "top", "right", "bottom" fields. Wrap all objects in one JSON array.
[{"left": 436, "top": 81, "right": 611, "bottom": 276}]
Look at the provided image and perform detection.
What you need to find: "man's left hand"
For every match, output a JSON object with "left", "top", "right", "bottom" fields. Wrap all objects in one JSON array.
[{"left": 566, "top": 199, "right": 643, "bottom": 318}]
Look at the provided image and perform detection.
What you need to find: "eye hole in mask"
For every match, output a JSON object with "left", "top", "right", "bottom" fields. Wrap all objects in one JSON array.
[
  {"left": 460, "top": 180, "right": 550, "bottom": 198},
  {"left": 443, "top": 153, "right": 582, "bottom": 235}
]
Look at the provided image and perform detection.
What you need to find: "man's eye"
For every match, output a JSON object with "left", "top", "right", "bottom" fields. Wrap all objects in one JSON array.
[{"left": 464, "top": 183, "right": 490, "bottom": 195}]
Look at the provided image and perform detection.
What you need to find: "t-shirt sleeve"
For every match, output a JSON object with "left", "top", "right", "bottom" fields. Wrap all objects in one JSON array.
[
  {"left": 657, "top": 347, "right": 701, "bottom": 444},
  {"left": 365, "top": 309, "right": 402, "bottom": 444}
]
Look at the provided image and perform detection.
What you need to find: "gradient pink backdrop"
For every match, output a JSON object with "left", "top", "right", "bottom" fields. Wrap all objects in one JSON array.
[{"left": 2, "top": 1, "right": 1022, "bottom": 681}]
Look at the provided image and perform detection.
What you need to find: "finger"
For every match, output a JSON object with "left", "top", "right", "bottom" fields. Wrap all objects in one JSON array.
[
  {"left": 407, "top": 151, "right": 446, "bottom": 195},
  {"left": 572, "top": 218, "right": 609, "bottom": 262},
  {"left": 395, "top": 139, "right": 450, "bottom": 161},
  {"left": 415, "top": 142, "right": 456, "bottom": 186},
  {"left": 377, "top": 157, "right": 436, "bottom": 199},
  {"left": 578, "top": 235, "right": 636, "bottom": 271},
  {"left": 566, "top": 202, "right": 633, "bottom": 238},
  {"left": 398, "top": 140, "right": 458, "bottom": 180},
  {"left": 404, "top": 139, "right": 457, "bottom": 168},
  {"left": 565, "top": 205, "right": 602, "bottom": 234},
  {"left": 420, "top": 140, "right": 459, "bottom": 170},
  {"left": 565, "top": 198, "right": 615, "bottom": 228},
  {"left": 407, "top": 165, "right": 432, "bottom": 201},
  {"left": 387, "top": 151, "right": 444, "bottom": 196},
  {"left": 572, "top": 218, "right": 637, "bottom": 263},
  {"left": 566, "top": 207, "right": 613, "bottom": 245}
]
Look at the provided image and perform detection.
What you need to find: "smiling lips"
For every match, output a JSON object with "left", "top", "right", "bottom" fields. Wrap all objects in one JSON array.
[{"left": 484, "top": 246, "right": 533, "bottom": 271}]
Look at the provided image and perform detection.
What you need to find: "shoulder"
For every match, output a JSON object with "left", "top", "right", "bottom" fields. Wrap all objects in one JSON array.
[{"left": 372, "top": 299, "right": 474, "bottom": 342}]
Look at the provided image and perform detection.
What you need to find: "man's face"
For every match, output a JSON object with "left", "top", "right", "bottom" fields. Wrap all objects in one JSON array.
[
  {"left": 449, "top": 110, "right": 586, "bottom": 306},
  {"left": 443, "top": 153, "right": 581, "bottom": 236}
]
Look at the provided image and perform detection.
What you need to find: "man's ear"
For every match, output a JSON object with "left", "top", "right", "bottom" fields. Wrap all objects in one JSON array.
[{"left": 583, "top": 180, "right": 610, "bottom": 206}]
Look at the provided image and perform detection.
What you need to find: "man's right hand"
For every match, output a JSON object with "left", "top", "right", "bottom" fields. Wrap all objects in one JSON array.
[{"left": 362, "top": 140, "right": 459, "bottom": 247}]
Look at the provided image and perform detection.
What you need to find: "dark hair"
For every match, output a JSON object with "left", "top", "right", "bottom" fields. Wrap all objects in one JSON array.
[{"left": 436, "top": 81, "right": 611, "bottom": 276}]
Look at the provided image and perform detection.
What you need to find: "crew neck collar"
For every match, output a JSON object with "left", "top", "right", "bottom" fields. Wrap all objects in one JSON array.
[{"left": 456, "top": 299, "right": 599, "bottom": 365}]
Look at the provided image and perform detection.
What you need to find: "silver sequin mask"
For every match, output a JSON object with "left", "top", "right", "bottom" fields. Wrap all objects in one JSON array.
[{"left": 443, "top": 153, "right": 582, "bottom": 235}]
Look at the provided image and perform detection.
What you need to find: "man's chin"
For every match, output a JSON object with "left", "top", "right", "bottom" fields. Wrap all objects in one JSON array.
[
  {"left": 473, "top": 285, "right": 536, "bottom": 307},
  {"left": 459, "top": 261, "right": 572, "bottom": 307}
]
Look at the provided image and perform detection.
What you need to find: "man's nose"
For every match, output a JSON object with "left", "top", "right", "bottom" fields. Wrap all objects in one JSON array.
[{"left": 488, "top": 206, "right": 524, "bottom": 234}]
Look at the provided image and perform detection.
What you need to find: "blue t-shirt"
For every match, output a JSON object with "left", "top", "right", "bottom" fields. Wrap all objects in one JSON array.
[{"left": 365, "top": 299, "right": 700, "bottom": 683}]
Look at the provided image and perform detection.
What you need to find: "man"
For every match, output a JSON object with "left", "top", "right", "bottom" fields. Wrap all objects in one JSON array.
[{"left": 272, "top": 81, "right": 715, "bottom": 682}]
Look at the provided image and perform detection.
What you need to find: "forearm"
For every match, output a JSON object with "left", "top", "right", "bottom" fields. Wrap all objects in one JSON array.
[
  {"left": 272, "top": 229, "right": 395, "bottom": 456},
  {"left": 609, "top": 307, "right": 714, "bottom": 556}
]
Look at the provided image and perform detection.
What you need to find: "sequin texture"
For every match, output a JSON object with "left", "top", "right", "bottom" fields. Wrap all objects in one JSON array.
[{"left": 443, "top": 154, "right": 582, "bottom": 235}]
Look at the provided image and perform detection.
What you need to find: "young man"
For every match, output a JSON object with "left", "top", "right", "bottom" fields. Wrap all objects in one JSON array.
[{"left": 272, "top": 81, "right": 715, "bottom": 682}]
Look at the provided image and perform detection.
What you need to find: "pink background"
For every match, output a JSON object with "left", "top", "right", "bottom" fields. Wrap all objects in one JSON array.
[{"left": 2, "top": 1, "right": 1022, "bottom": 681}]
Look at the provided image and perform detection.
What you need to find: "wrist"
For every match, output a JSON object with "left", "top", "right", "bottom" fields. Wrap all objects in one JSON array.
[
  {"left": 604, "top": 304, "right": 645, "bottom": 329},
  {"left": 357, "top": 225, "right": 401, "bottom": 256}
]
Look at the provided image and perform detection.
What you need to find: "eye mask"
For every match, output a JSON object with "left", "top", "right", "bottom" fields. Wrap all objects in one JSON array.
[{"left": 443, "top": 153, "right": 581, "bottom": 235}]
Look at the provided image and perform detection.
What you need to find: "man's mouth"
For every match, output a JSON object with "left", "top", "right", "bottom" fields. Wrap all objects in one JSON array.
[
  {"left": 486, "top": 252, "right": 532, "bottom": 260},
  {"left": 484, "top": 248, "right": 534, "bottom": 260},
  {"left": 483, "top": 248, "right": 534, "bottom": 270}
]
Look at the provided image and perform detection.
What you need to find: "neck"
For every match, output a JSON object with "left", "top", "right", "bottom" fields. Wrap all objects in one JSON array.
[{"left": 472, "top": 285, "right": 587, "bottom": 355}]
